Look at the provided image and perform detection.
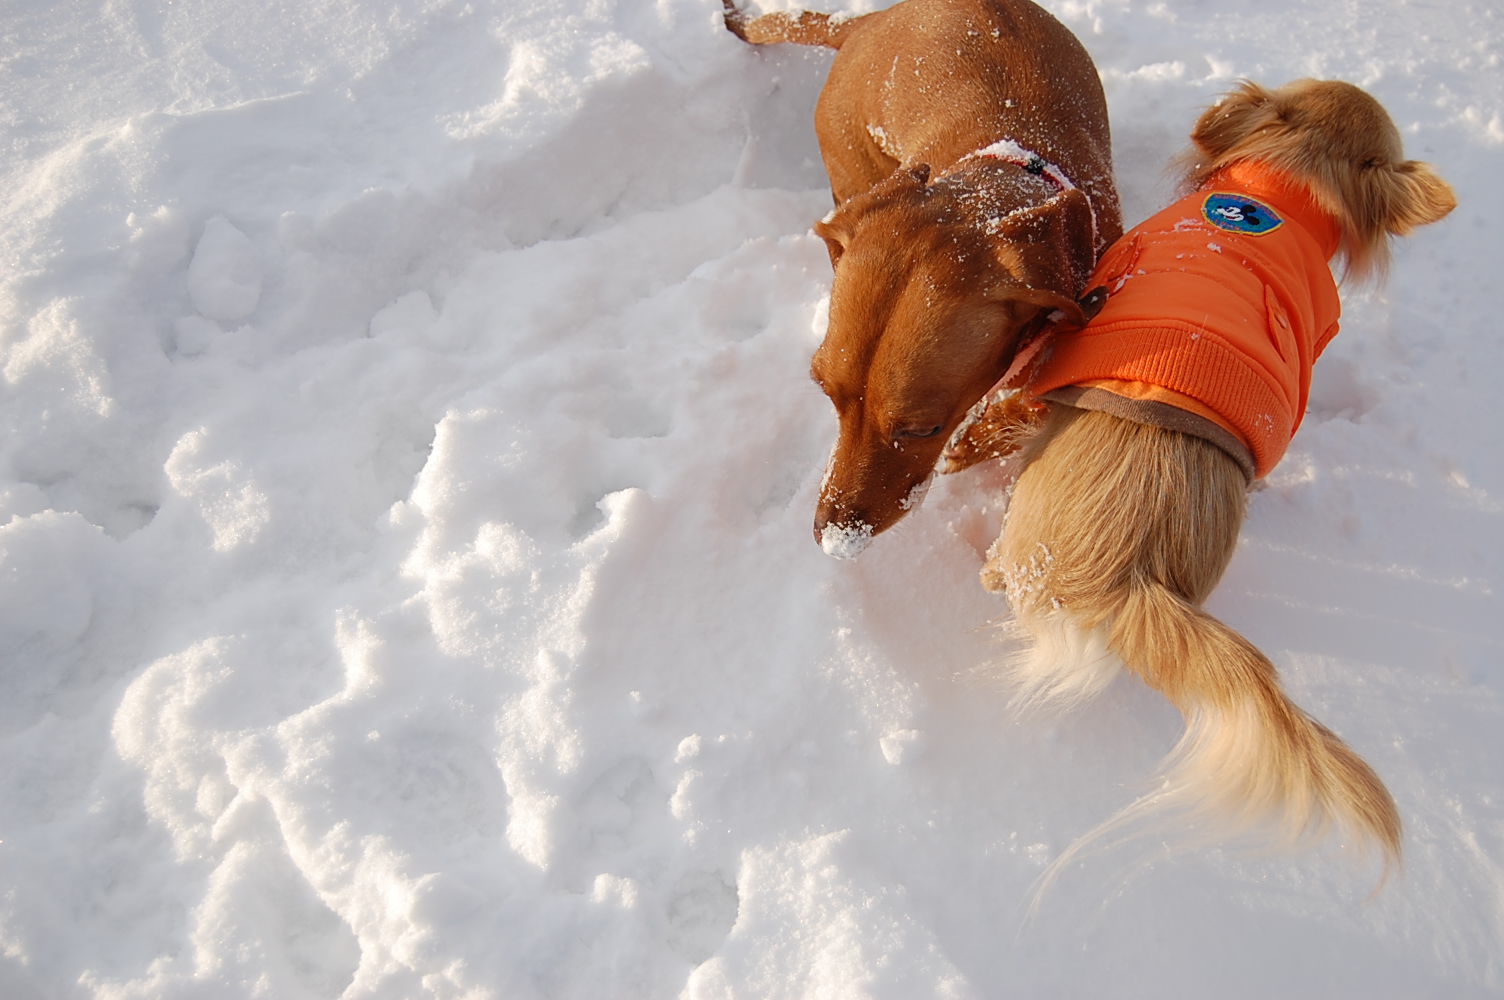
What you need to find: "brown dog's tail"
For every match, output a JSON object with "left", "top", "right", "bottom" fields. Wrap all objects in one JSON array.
[
  {"left": 722, "top": 1, "right": 861, "bottom": 49},
  {"left": 1109, "top": 580, "right": 1402, "bottom": 868}
]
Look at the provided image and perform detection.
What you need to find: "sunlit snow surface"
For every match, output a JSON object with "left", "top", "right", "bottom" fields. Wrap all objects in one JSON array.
[{"left": 2, "top": 1, "right": 1502, "bottom": 997}]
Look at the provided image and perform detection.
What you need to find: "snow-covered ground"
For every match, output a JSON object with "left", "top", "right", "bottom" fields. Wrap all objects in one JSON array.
[{"left": 2, "top": 0, "right": 1501, "bottom": 996}]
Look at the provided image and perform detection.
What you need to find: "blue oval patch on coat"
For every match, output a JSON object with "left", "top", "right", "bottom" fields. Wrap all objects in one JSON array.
[{"left": 1202, "top": 193, "right": 1284, "bottom": 235}]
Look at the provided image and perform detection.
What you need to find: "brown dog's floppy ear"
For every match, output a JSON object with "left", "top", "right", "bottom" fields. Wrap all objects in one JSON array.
[
  {"left": 1002, "top": 286, "right": 1095, "bottom": 329},
  {"left": 1376, "top": 160, "right": 1457, "bottom": 235},
  {"left": 813, "top": 215, "right": 848, "bottom": 266},
  {"left": 813, "top": 163, "right": 933, "bottom": 266},
  {"left": 1075, "top": 285, "right": 1109, "bottom": 323},
  {"left": 989, "top": 187, "right": 1097, "bottom": 301}
]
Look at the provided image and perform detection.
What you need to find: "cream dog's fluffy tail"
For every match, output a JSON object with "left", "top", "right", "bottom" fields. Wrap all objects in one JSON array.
[
  {"left": 1015, "top": 585, "right": 1400, "bottom": 914},
  {"left": 1109, "top": 580, "right": 1400, "bottom": 861},
  {"left": 989, "top": 408, "right": 1400, "bottom": 898}
]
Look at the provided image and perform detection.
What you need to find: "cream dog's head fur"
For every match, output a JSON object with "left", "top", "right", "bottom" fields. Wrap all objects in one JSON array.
[{"left": 1178, "top": 79, "right": 1455, "bottom": 280}]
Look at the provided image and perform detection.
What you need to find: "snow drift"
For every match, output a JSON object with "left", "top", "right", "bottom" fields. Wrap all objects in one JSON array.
[{"left": 2, "top": 0, "right": 1502, "bottom": 997}]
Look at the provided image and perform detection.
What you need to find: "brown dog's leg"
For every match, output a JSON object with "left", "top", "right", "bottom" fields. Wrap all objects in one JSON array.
[
  {"left": 941, "top": 392, "right": 1049, "bottom": 474},
  {"left": 722, "top": 1, "right": 861, "bottom": 49}
]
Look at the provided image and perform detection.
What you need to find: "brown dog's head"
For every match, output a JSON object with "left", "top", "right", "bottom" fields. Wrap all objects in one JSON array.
[
  {"left": 808, "top": 165, "right": 1095, "bottom": 557},
  {"left": 1181, "top": 79, "right": 1456, "bottom": 280}
]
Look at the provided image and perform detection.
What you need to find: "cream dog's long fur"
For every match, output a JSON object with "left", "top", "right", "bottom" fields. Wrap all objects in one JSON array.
[{"left": 970, "top": 80, "right": 1456, "bottom": 885}]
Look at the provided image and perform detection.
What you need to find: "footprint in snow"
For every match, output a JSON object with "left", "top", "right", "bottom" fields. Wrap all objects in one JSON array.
[
  {"left": 187, "top": 215, "right": 262, "bottom": 324},
  {"left": 666, "top": 868, "right": 740, "bottom": 964}
]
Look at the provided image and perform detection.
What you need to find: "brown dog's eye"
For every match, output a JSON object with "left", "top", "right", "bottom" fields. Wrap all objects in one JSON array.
[
  {"left": 896, "top": 424, "right": 943, "bottom": 441},
  {"left": 1361, "top": 157, "right": 1384, "bottom": 169}
]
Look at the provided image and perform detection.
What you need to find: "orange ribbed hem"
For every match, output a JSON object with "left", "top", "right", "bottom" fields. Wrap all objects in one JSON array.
[
  {"left": 1028, "top": 319, "right": 1295, "bottom": 477},
  {"left": 1072, "top": 378, "right": 1243, "bottom": 443}
]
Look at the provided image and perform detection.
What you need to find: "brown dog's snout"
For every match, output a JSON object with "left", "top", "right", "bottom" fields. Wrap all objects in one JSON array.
[
  {"left": 812, "top": 490, "right": 865, "bottom": 555},
  {"left": 813, "top": 508, "right": 877, "bottom": 560},
  {"left": 812, "top": 464, "right": 884, "bottom": 559},
  {"left": 813, "top": 445, "right": 940, "bottom": 558}
]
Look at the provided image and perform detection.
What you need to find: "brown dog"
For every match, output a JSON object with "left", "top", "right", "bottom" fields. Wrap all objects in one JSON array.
[
  {"left": 723, "top": 0, "right": 1121, "bottom": 556},
  {"left": 952, "top": 80, "right": 1455, "bottom": 883}
]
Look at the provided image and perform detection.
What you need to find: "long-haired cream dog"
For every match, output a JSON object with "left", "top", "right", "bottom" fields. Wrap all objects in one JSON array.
[{"left": 950, "top": 79, "right": 1456, "bottom": 881}]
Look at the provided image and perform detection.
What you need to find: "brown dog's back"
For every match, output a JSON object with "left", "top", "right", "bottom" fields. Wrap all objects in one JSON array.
[
  {"left": 727, "top": 0, "right": 1119, "bottom": 232},
  {"left": 815, "top": 0, "right": 1117, "bottom": 211},
  {"left": 727, "top": 0, "right": 1120, "bottom": 548}
]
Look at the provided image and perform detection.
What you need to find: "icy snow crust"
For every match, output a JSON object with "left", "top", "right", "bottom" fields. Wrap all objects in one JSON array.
[{"left": 2, "top": 1, "right": 1503, "bottom": 997}]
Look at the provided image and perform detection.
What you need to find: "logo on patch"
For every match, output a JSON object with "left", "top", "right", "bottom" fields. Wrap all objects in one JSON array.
[{"left": 1202, "top": 193, "right": 1284, "bottom": 235}]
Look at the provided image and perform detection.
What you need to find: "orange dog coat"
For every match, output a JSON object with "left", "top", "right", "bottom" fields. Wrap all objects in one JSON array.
[{"left": 1025, "top": 161, "right": 1342, "bottom": 479}]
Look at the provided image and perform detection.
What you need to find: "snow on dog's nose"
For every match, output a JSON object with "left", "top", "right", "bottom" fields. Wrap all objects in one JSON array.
[{"left": 815, "top": 518, "right": 874, "bottom": 560}]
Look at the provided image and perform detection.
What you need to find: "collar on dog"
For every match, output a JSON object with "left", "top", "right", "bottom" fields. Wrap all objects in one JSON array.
[
  {"left": 969, "top": 138, "right": 1098, "bottom": 249},
  {"left": 974, "top": 138, "right": 1078, "bottom": 193}
]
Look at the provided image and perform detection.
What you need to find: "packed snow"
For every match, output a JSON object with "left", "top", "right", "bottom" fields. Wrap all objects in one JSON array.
[{"left": 3, "top": 0, "right": 1502, "bottom": 997}]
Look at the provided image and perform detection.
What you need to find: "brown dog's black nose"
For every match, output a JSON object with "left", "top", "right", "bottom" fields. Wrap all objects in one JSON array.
[{"left": 813, "top": 498, "right": 836, "bottom": 541}]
